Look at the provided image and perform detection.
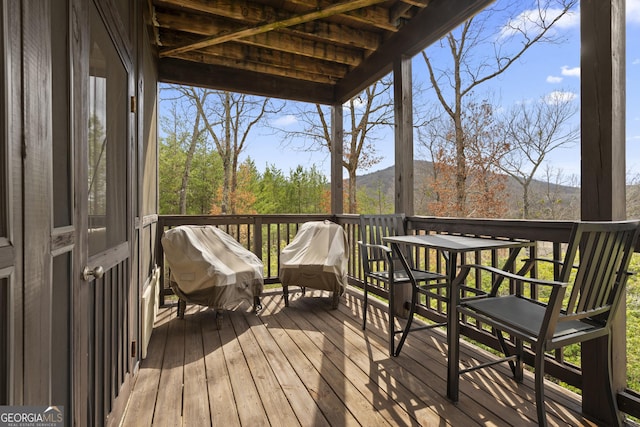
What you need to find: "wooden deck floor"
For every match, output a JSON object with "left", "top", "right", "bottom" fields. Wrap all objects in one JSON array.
[{"left": 120, "top": 287, "right": 597, "bottom": 426}]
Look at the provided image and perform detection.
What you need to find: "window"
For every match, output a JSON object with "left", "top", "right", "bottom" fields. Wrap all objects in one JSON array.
[{"left": 88, "top": 5, "right": 128, "bottom": 256}]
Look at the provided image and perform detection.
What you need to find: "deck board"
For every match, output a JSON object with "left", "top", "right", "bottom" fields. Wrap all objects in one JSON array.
[
  {"left": 120, "top": 288, "right": 597, "bottom": 426},
  {"left": 183, "top": 313, "right": 210, "bottom": 426},
  {"left": 201, "top": 313, "right": 240, "bottom": 426}
]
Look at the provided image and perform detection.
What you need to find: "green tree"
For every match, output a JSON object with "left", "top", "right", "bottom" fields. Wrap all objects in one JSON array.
[
  {"left": 255, "top": 164, "right": 288, "bottom": 214},
  {"left": 158, "top": 101, "right": 223, "bottom": 214},
  {"left": 284, "top": 165, "right": 329, "bottom": 214}
]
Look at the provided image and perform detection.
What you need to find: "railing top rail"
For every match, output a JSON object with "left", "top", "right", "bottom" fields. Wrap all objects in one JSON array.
[
  {"left": 407, "top": 216, "right": 575, "bottom": 243},
  {"left": 157, "top": 214, "right": 636, "bottom": 248}
]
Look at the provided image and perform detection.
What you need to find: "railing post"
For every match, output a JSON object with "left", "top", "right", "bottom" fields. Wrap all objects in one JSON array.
[{"left": 254, "top": 216, "right": 263, "bottom": 261}]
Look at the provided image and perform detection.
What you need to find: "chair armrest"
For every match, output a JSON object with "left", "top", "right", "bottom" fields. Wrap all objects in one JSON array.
[
  {"left": 357, "top": 240, "right": 392, "bottom": 254},
  {"left": 525, "top": 257, "right": 579, "bottom": 270},
  {"left": 455, "top": 263, "right": 568, "bottom": 297}
]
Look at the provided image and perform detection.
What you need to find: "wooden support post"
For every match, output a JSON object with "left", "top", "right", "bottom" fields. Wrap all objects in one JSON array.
[
  {"left": 580, "top": 0, "right": 626, "bottom": 424},
  {"left": 394, "top": 55, "right": 414, "bottom": 217},
  {"left": 331, "top": 103, "right": 344, "bottom": 214},
  {"left": 393, "top": 55, "right": 413, "bottom": 317}
]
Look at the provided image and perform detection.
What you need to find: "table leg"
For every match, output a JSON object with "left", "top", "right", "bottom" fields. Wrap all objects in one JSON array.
[{"left": 447, "top": 252, "right": 459, "bottom": 401}]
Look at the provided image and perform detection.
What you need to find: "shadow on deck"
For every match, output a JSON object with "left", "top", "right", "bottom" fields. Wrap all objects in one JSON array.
[{"left": 120, "top": 287, "right": 596, "bottom": 426}]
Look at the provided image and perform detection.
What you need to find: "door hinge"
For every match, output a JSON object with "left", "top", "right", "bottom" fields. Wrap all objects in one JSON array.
[
  {"left": 131, "top": 340, "right": 137, "bottom": 358},
  {"left": 130, "top": 96, "right": 137, "bottom": 113}
]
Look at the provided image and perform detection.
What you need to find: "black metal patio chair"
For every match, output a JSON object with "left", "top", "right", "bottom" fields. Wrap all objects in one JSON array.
[
  {"left": 452, "top": 220, "right": 640, "bottom": 426},
  {"left": 358, "top": 214, "right": 447, "bottom": 357}
]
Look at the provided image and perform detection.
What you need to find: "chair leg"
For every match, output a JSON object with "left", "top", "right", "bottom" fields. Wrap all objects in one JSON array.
[
  {"left": 178, "top": 299, "right": 186, "bottom": 319},
  {"left": 253, "top": 296, "right": 262, "bottom": 313},
  {"left": 450, "top": 302, "right": 461, "bottom": 402},
  {"left": 362, "top": 280, "right": 368, "bottom": 330},
  {"left": 393, "top": 282, "right": 418, "bottom": 357},
  {"left": 331, "top": 291, "right": 339, "bottom": 309},
  {"left": 515, "top": 338, "right": 524, "bottom": 382},
  {"left": 495, "top": 330, "right": 523, "bottom": 382},
  {"left": 389, "top": 282, "right": 395, "bottom": 357},
  {"left": 535, "top": 345, "right": 548, "bottom": 427},
  {"left": 604, "top": 334, "right": 624, "bottom": 426}
]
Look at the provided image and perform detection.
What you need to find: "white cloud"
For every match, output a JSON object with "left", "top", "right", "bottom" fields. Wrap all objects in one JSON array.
[
  {"left": 343, "top": 97, "right": 366, "bottom": 110},
  {"left": 500, "top": 8, "right": 579, "bottom": 39},
  {"left": 272, "top": 114, "right": 298, "bottom": 127},
  {"left": 553, "top": 9, "right": 580, "bottom": 29},
  {"left": 544, "top": 90, "right": 577, "bottom": 105},
  {"left": 561, "top": 65, "right": 580, "bottom": 77},
  {"left": 628, "top": 0, "right": 640, "bottom": 24},
  {"left": 546, "top": 75, "right": 563, "bottom": 83}
]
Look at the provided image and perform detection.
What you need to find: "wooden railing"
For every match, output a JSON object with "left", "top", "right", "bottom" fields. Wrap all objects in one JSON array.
[{"left": 155, "top": 214, "right": 640, "bottom": 420}]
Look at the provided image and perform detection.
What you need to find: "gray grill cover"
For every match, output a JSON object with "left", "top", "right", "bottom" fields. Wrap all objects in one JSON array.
[
  {"left": 279, "top": 220, "right": 348, "bottom": 294},
  {"left": 161, "top": 225, "right": 264, "bottom": 310}
]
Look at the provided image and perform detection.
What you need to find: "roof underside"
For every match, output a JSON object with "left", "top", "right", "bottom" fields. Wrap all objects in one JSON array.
[{"left": 151, "top": 0, "right": 493, "bottom": 104}]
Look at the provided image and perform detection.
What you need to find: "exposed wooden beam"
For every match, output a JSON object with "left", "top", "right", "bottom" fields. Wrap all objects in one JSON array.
[
  {"left": 160, "top": 31, "right": 348, "bottom": 84},
  {"left": 155, "top": 12, "right": 364, "bottom": 65},
  {"left": 158, "top": 57, "right": 336, "bottom": 104},
  {"left": 400, "top": 0, "right": 430, "bottom": 5},
  {"left": 159, "top": 0, "right": 389, "bottom": 57},
  {"left": 390, "top": 0, "right": 429, "bottom": 23},
  {"left": 154, "top": 4, "right": 383, "bottom": 51},
  {"left": 287, "top": 21, "right": 381, "bottom": 51},
  {"left": 172, "top": 50, "right": 341, "bottom": 84},
  {"left": 154, "top": 0, "right": 271, "bottom": 23},
  {"left": 335, "top": 0, "right": 494, "bottom": 103},
  {"left": 284, "top": 0, "right": 399, "bottom": 32}
]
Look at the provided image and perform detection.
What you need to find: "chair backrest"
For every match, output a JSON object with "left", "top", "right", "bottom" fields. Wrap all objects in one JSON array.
[
  {"left": 558, "top": 221, "right": 640, "bottom": 323},
  {"left": 359, "top": 214, "right": 407, "bottom": 274}
]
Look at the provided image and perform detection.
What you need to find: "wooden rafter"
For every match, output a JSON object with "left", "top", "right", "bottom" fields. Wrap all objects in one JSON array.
[
  {"left": 390, "top": 0, "right": 429, "bottom": 23},
  {"left": 159, "top": 0, "right": 389, "bottom": 58},
  {"left": 161, "top": 31, "right": 349, "bottom": 82},
  {"left": 284, "top": 0, "right": 400, "bottom": 32},
  {"left": 155, "top": 11, "right": 366, "bottom": 65},
  {"left": 153, "top": 0, "right": 496, "bottom": 105}
]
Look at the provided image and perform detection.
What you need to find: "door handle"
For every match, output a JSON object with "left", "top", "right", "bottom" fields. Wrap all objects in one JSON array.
[{"left": 82, "top": 265, "right": 105, "bottom": 281}]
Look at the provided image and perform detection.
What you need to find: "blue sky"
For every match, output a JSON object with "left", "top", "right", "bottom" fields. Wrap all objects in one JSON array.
[{"left": 165, "top": 1, "right": 640, "bottom": 184}]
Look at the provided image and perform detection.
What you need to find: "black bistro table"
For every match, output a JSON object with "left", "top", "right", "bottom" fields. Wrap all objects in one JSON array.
[{"left": 381, "top": 233, "right": 533, "bottom": 401}]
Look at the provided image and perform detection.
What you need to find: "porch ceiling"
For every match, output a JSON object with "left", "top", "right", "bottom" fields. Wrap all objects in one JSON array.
[{"left": 151, "top": 0, "right": 493, "bottom": 104}]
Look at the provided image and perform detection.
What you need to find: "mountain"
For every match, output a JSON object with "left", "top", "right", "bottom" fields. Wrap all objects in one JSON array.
[{"left": 353, "top": 160, "right": 581, "bottom": 219}]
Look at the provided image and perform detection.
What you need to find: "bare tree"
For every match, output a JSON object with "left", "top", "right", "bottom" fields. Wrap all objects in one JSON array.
[
  {"left": 417, "top": 98, "right": 509, "bottom": 217},
  {"left": 529, "top": 164, "right": 579, "bottom": 220},
  {"left": 626, "top": 172, "right": 640, "bottom": 220},
  {"left": 173, "top": 86, "right": 278, "bottom": 214},
  {"left": 498, "top": 93, "right": 579, "bottom": 218},
  {"left": 277, "top": 78, "right": 394, "bottom": 213},
  {"left": 419, "top": 0, "right": 578, "bottom": 216}
]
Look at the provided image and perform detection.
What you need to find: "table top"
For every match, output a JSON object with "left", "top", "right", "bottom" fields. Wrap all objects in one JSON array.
[{"left": 382, "top": 234, "right": 532, "bottom": 253}]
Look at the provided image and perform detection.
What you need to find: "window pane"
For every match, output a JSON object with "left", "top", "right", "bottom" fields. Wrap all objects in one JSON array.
[
  {"left": 0, "top": 3, "right": 6, "bottom": 239},
  {"left": 88, "top": 5, "right": 128, "bottom": 256},
  {"left": 0, "top": 277, "right": 7, "bottom": 405},
  {"left": 52, "top": 0, "right": 71, "bottom": 227}
]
